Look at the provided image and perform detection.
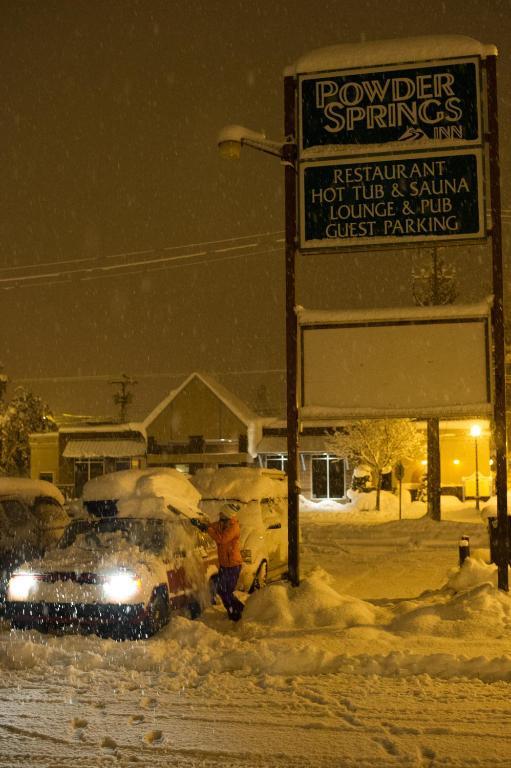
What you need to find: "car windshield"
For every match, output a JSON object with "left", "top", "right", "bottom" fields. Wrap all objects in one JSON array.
[
  {"left": 33, "top": 497, "right": 69, "bottom": 527},
  {"left": 59, "top": 517, "right": 167, "bottom": 553}
]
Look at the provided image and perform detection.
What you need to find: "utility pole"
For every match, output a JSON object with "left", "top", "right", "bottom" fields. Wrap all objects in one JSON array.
[{"left": 110, "top": 374, "right": 137, "bottom": 422}]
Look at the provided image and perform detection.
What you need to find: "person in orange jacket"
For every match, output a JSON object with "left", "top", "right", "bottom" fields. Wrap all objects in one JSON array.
[{"left": 191, "top": 502, "right": 244, "bottom": 622}]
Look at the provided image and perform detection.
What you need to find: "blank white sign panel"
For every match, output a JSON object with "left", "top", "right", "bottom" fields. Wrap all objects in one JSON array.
[{"left": 301, "top": 319, "right": 490, "bottom": 416}]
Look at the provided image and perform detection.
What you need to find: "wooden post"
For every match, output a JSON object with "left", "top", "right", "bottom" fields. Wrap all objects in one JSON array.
[
  {"left": 486, "top": 55, "right": 508, "bottom": 591},
  {"left": 427, "top": 418, "right": 441, "bottom": 521},
  {"left": 283, "top": 75, "right": 300, "bottom": 587},
  {"left": 395, "top": 461, "right": 405, "bottom": 521}
]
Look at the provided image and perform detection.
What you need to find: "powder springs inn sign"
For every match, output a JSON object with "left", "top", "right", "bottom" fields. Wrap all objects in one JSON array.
[
  {"left": 299, "top": 58, "right": 481, "bottom": 150},
  {"left": 297, "top": 56, "right": 485, "bottom": 250},
  {"left": 286, "top": 37, "right": 508, "bottom": 589}
]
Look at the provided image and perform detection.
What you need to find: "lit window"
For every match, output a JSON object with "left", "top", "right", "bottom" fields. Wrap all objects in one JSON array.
[{"left": 312, "top": 455, "right": 344, "bottom": 499}]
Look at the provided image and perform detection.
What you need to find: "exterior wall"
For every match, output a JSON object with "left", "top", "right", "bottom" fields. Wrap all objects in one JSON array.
[
  {"left": 59, "top": 432, "right": 75, "bottom": 488},
  {"left": 261, "top": 421, "right": 492, "bottom": 501},
  {"left": 401, "top": 424, "right": 492, "bottom": 500},
  {"left": 440, "top": 430, "right": 491, "bottom": 488},
  {"left": 29, "top": 432, "right": 60, "bottom": 483},
  {"left": 148, "top": 377, "right": 247, "bottom": 446}
]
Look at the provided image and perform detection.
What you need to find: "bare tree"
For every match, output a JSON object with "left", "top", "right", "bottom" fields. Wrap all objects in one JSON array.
[{"left": 327, "top": 419, "right": 424, "bottom": 511}]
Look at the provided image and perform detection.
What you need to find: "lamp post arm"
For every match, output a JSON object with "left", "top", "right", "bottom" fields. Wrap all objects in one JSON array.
[
  {"left": 241, "top": 137, "right": 284, "bottom": 158},
  {"left": 218, "top": 124, "right": 291, "bottom": 161}
]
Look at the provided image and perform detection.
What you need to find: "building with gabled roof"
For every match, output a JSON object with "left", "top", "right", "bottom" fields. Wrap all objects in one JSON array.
[
  {"left": 143, "top": 371, "right": 270, "bottom": 468},
  {"left": 30, "top": 372, "right": 277, "bottom": 498},
  {"left": 29, "top": 371, "right": 491, "bottom": 506}
]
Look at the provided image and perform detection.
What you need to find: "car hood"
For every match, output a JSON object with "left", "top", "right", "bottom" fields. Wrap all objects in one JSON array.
[{"left": 14, "top": 540, "right": 163, "bottom": 580}]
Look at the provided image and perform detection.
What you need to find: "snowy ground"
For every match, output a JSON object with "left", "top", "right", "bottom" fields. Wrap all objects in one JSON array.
[{"left": 1, "top": 494, "right": 510, "bottom": 767}]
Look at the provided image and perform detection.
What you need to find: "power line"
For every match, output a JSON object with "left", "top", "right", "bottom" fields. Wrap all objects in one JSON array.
[
  {"left": 79, "top": 246, "right": 282, "bottom": 284},
  {"left": 0, "top": 243, "right": 284, "bottom": 290},
  {"left": 0, "top": 230, "right": 284, "bottom": 274},
  {"left": 13, "top": 368, "right": 286, "bottom": 385}
]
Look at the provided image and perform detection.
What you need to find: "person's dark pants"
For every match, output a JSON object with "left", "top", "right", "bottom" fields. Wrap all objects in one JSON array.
[{"left": 217, "top": 565, "right": 244, "bottom": 621}]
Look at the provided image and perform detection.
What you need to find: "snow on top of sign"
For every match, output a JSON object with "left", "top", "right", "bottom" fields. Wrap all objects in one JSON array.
[
  {"left": 288, "top": 35, "right": 497, "bottom": 75},
  {"left": 297, "top": 298, "right": 492, "bottom": 326},
  {"left": 301, "top": 137, "right": 480, "bottom": 160},
  {"left": 301, "top": 403, "right": 493, "bottom": 421}
]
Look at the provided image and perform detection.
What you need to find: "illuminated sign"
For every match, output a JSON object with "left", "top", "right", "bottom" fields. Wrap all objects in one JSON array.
[
  {"left": 299, "top": 149, "right": 484, "bottom": 249},
  {"left": 299, "top": 58, "right": 481, "bottom": 154}
]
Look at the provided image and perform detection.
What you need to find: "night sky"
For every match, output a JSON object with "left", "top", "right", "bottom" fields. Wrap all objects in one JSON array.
[{"left": 1, "top": 0, "right": 510, "bottom": 418}]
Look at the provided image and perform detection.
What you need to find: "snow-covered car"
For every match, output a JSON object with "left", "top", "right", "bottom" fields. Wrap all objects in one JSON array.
[
  {"left": 192, "top": 467, "right": 288, "bottom": 591},
  {"left": 0, "top": 477, "right": 69, "bottom": 603},
  {"left": 5, "top": 468, "right": 217, "bottom": 639}
]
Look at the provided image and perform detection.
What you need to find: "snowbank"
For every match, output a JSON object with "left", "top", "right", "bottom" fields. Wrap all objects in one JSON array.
[
  {"left": 3, "top": 555, "right": 511, "bottom": 683},
  {"left": 0, "top": 510, "right": 507, "bottom": 689},
  {"left": 481, "top": 490, "right": 511, "bottom": 519},
  {"left": 243, "top": 568, "right": 386, "bottom": 630},
  {"left": 300, "top": 491, "right": 425, "bottom": 523}
]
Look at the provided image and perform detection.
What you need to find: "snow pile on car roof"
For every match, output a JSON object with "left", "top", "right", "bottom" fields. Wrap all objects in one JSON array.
[
  {"left": 0, "top": 477, "right": 64, "bottom": 505},
  {"left": 82, "top": 468, "right": 201, "bottom": 519},
  {"left": 192, "top": 467, "right": 287, "bottom": 503}
]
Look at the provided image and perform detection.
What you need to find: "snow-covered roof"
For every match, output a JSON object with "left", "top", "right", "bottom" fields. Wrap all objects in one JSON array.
[
  {"left": 192, "top": 467, "right": 287, "bottom": 503},
  {"left": 63, "top": 439, "right": 146, "bottom": 459},
  {"left": 298, "top": 298, "right": 492, "bottom": 326},
  {"left": 0, "top": 477, "right": 64, "bottom": 506},
  {"left": 60, "top": 422, "right": 145, "bottom": 435},
  {"left": 288, "top": 35, "right": 497, "bottom": 75}
]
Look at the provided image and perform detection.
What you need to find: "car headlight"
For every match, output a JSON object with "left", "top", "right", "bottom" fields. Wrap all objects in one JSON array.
[
  {"left": 7, "top": 572, "right": 39, "bottom": 601},
  {"left": 102, "top": 570, "right": 142, "bottom": 602}
]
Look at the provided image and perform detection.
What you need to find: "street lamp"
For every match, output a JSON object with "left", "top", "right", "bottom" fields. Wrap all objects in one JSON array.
[
  {"left": 470, "top": 424, "right": 482, "bottom": 511},
  {"left": 218, "top": 109, "right": 301, "bottom": 587}
]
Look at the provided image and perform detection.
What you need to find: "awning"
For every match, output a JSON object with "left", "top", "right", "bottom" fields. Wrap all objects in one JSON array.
[
  {"left": 63, "top": 439, "right": 146, "bottom": 459},
  {"left": 256, "top": 435, "right": 333, "bottom": 454}
]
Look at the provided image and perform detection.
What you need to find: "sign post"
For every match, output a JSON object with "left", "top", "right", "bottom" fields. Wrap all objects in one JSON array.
[
  {"left": 486, "top": 54, "right": 508, "bottom": 591},
  {"left": 290, "top": 36, "right": 507, "bottom": 588},
  {"left": 283, "top": 75, "right": 300, "bottom": 587}
]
